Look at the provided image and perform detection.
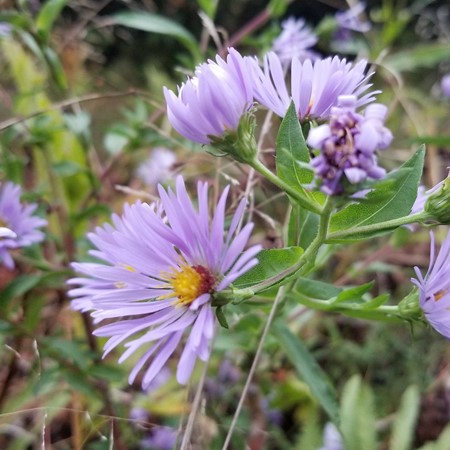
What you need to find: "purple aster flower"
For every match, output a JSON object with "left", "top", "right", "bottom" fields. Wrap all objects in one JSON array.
[
  {"left": 441, "top": 74, "right": 450, "bottom": 98},
  {"left": 136, "top": 147, "right": 176, "bottom": 187},
  {"left": 0, "top": 181, "right": 46, "bottom": 268},
  {"left": 141, "top": 426, "right": 177, "bottom": 450},
  {"left": 412, "top": 230, "right": 450, "bottom": 339},
  {"left": 272, "top": 17, "right": 319, "bottom": 68},
  {"left": 307, "top": 95, "right": 392, "bottom": 195},
  {"left": 68, "top": 176, "right": 261, "bottom": 388},
  {"left": 0, "top": 23, "right": 11, "bottom": 38},
  {"left": 317, "top": 422, "right": 344, "bottom": 450},
  {"left": 163, "top": 48, "right": 254, "bottom": 145},
  {"left": 336, "top": 2, "right": 371, "bottom": 34},
  {"left": 250, "top": 53, "right": 378, "bottom": 121}
]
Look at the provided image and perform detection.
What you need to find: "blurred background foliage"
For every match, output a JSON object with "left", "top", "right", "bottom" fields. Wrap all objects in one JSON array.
[{"left": 0, "top": 0, "right": 450, "bottom": 449}]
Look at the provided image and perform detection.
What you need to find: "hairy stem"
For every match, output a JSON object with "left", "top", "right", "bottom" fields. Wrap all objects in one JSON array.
[{"left": 250, "top": 158, "right": 323, "bottom": 215}]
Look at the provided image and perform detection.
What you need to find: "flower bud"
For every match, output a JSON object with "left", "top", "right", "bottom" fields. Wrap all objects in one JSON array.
[
  {"left": 209, "top": 112, "right": 258, "bottom": 164},
  {"left": 424, "top": 176, "right": 450, "bottom": 224},
  {"left": 398, "top": 288, "right": 422, "bottom": 321}
]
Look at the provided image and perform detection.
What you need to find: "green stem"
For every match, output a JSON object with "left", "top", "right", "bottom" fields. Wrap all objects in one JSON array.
[
  {"left": 326, "top": 211, "right": 433, "bottom": 242},
  {"left": 240, "top": 197, "right": 333, "bottom": 294},
  {"left": 294, "top": 293, "right": 402, "bottom": 316},
  {"left": 250, "top": 158, "right": 323, "bottom": 215}
]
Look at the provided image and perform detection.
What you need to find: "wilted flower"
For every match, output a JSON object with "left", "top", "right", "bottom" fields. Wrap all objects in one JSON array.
[
  {"left": 412, "top": 230, "right": 450, "bottom": 339},
  {"left": 336, "top": 2, "right": 371, "bottom": 34},
  {"left": 441, "top": 74, "right": 450, "bottom": 98},
  {"left": 250, "top": 53, "right": 377, "bottom": 121},
  {"left": 307, "top": 95, "right": 391, "bottom": 195},
  {"left": 272, "top": 17, "right": 319, "bottom": 67},
  {"left": 0, "top": 181, "right": 46, "bottom": 268},
  {"left": 136, "top": 147, "right": 176, "bottom": 187},
  {"left": 163, "top": 48, "right": 254, "bottom": 145},
  {"left": 68, "top": 176, "right": 261, "bottom": 388}
]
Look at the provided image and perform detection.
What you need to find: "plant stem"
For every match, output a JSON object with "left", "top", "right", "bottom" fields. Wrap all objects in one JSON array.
[
  {"left": 243, "top": 197, "right": 332, "bottom": 294},
  {"left": 249, "top": 158, "right": 323, "bottom": 215},
  {"left": 221, "top": 286, "right": 286, "bottom": 450},
  {"left": 326, "top": 211, "right": 432, "bottom": 242}
]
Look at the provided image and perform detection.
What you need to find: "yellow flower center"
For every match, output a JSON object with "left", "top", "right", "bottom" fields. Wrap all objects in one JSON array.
[
  {"left": 161, "top": 264, "right": 215, "bottom": 306},
  {"left": 433, "top": 289, "right": 447, "bottom": 302}
]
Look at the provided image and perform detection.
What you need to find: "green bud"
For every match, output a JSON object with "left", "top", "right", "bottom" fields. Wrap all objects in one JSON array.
[
  {"left": 425, "top": 176, "right": 450, "bottom": 224},
  {"left": 208, "top": 112, "right": 257, "bottom": 164},
  {"left": 398, "top": 288, "right": 422, "bottom": 321}
]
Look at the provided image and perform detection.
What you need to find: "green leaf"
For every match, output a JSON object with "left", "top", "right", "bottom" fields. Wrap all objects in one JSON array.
[
  {"left": 410, "top": 135, "right": 450, "bottom": 146},
  {"left": 0, "top": 274, "right": 45, "bottom": 309},
  {"left": 87, "top": 364, "right": 125, "bottom": 383},
  {"left": 389, "top": 385, "right": 420, "bottom": 450},
  {"left": 384, "top": 43, "right": 450, "bottom": 72},
  {"left": 288, "top": 205, "right": 320, "bottom": 249},
  {"left": 272, "top": 321, "right": 340, "bottom": 424},
  {"left": 103, "top": 130, "right": 130, "bottom": 155},
  {"left": 233, "top": 246, "right": 303, "bottom": 290},
  {"left": 295, "top": 278, "right": 342, "bottom": 300},
  {"left": 52, "top": 161, "right": 85, "bottom": 176},
  {"left": 111, "top": 11, "right": 200, "bottom": 59},
  {"left": 36, "top": 0, "right": 68, "bottom": 42},
  {"left": 436, "top": 424, "right": 450, "bottom": 450},
  {"left": 328, "top": 147, "right": 425, "bottom": 242},
  {"left": 332, "top": 282, "right": 374, "bottom": 305},
  {"left": 196, "top": 0, "right": 218, "bottom": 18},
  {"left": 41, "top": 338, "right": 91, "bottom": 370},
  {"left": 275, "top": 102, "right": 324, "bottom": 207},
  {"left": 340, "top": 375, "right": 377, "bottom": 450},
  {"left": 216, "top": 307, "right": 229, "bottom": 329},
  {"left": 42, "top": 45, "right": 68, "bottom": 89}
]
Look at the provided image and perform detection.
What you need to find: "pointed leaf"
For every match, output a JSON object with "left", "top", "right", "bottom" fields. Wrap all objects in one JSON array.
[
  {"left": 36, "top": 0, "right": 68, "bottom": 41},
  {"left": 111, "top": 11, "right": 199, "bottom": 59},
  {"left": 233, "top": 247, "right": 303, "bottom": 290},
  {"left": 328, "top": 147, "right": 425, "bottom": 242},
  {"left": 273, "top": 321, "right": 340, "bottom": 424},
  {"left": 276, "top": 102, "right": 324, "bottom": 206},
  {"left": 340, "top": 375, "right": 377, "bottom": 450},
  {"left": 389, "top": 385, "right": 420, "bottom": 450},
  {"left": 288, "top": 205, "right": 320, "bottom": 249}
]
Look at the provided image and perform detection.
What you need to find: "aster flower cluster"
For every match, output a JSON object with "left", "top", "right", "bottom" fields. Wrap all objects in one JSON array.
[
  {"left": 165, "top": 47, "right": 378, "bottom": 150},
  {"left": 0, "top": 181, "right": 46, "bottom": 268},
  {"left": 336, "top": 2, "right": 371, "bottom": 33},
  {"left": 307, "top": 95, "right": 392, "bottom": 195},
  {"left": 68, "top": 176, "right": 261, "bottom": 388}
]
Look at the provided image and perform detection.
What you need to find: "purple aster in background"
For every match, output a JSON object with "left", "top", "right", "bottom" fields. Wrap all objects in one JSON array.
[
  {"left": 163, "top": 48, "right": 253, "bottom": 145},
  {"left": 141, "top": 426, "right": 177, "bottom": 450},
  {"left": 0, "top": 181, "right": 46, "bottom": 269},
  {"left": 136, "top": 147, "right": 176, "bottom": 187},
  {"left": 250, "top": 53, "right": 377, "bottom": 121},
  {"left": 271, "top": 17, "right": 319, "bottom": 68},
  {"left": 317, "top": 422, "right": 344, "bottom": 450},
  {"left": 441, "top": 74, "right": 450, "bottom": 98},
  {"left": 412, "top": 230, "right": 450, "bottom": 339},
  {"left": 335, "top": 2, "right": 371, "bottom": 35},
  {"left": 307, "top": 95, "right": 392, "bottom": 195},
  {"left": 68, "top": 176, "right": 261, "bottom": 388}
]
